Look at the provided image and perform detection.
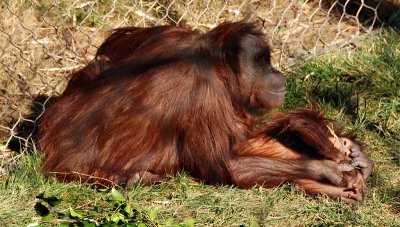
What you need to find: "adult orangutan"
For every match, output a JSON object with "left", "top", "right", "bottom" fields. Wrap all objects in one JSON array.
[{"left": 38, "top": 22, "right": 373, "bottom": 204}]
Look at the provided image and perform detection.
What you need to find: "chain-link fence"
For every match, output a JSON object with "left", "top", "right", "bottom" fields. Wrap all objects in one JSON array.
[{"left": 0, "top": 0, "right": 399, "bottom": 174}]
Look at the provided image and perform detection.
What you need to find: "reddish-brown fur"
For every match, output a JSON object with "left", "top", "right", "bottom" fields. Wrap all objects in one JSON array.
[
  {"left": 39, "top": 22, "right": 372, "bottom": 204},
  {"left": 234, "top": 109, "right": 366, "bottom": 203},
  {"left": 66, "top": 25, "right": 194, "bottom": 90}
]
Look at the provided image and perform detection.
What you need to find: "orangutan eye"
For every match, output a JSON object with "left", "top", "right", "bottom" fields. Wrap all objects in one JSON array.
[{"left": 255, "top": 50, "right": 270, "bottom": 63}]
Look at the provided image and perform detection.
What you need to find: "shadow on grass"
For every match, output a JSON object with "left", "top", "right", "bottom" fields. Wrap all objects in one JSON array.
[
  {"left": 382, "top": 188, "right": 400, "bottom": 214},
  {"left": 7, "top": 95, "right": 53, "bottom": 153},
  {"left": 311, "top": 82, "right": 360, "bottom": 120}
]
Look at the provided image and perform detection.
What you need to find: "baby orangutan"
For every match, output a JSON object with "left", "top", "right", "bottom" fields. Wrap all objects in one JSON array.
[{"left": 234, "top": 109, "right": 373, "bottom": 204}]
